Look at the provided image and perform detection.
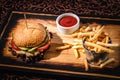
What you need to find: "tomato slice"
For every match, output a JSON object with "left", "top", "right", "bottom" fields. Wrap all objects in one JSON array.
[
  {"left": 37, "top": 41, "right": 50, "bottom": 51},
  {"left": 10, "top": 39, "right": 20, "bottom": 51}
]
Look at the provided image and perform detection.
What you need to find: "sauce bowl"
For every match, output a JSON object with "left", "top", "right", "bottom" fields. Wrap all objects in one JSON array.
[{"left": 56, "top": 13, "right": 80, "bottom": 35}]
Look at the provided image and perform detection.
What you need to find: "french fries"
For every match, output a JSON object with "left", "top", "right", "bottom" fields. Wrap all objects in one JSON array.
[
  {"left": 55, "top": 23, "right": 118, "bottom": 71},
  {"left": 89, "top": 26, "right": 104, "bottom": 41},
  {"left": 85, "top": 41, "right": 115, "bottom": 53}
]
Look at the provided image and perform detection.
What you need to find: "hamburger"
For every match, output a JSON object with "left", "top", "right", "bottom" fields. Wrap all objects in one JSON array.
[{"left": 8, "top": 19, "right": 52, "bottom": 63}]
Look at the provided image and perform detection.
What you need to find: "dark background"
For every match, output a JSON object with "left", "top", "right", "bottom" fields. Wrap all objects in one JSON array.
[{"left": 0, "top": 0, "right": 120, "bottom": 80}]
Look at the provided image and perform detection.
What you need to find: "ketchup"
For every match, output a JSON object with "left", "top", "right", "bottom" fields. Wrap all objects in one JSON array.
[{"left": 59, "top": 16, "right": 77, "bottom": 27}]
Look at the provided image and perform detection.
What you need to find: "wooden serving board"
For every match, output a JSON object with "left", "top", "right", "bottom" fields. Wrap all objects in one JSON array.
[
  {"left": 2, "top": 13, "right": 120, "bottom": 69},
  {"left": 0, "top": 11, "right": 120, "bottom": 79}
]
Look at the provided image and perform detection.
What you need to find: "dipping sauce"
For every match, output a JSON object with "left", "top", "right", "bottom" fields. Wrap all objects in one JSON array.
[{"left": 59, "top": 16, "right": 77, "bottom": 27}]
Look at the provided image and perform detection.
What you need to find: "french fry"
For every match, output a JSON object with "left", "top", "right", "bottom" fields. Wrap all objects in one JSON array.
[
  {"left": 100, "top": 58, "right": 115, "bottom": 68},
  {"left": 84, "top": 55, "right": 89, "bottom": 71},
  {"left": 81, "top": 25, "right": 87, "bottom": 29},
  {"left": 97, "top": 42, "right": 119, "bottom": 47},
  {"left": 92, "top": 27, "right": 96, "bottom": 31},
  {"left": 105, "top": 35, "right": 109, "bottom": 43},
  {"left": 71, "top": 33, "right": 78, "bottom": 37},
  {"left": 91, "top": 38, "right": 98, "bottom": 43},
  {"left": 89, "top": 22, "right": 99, "bottom": 28},
  {"left": 85, "top": 26, "right": 92, "bottom": 32},
  {"left": 93, "top": 47, "right": 97, "bottom": 52},
  {"left": 63, "top": 41, "right": 81, "bottom": 46},
  {"left": 73, "top": 49, "right": 80, "bottom": 58},
  {"left": 96, "top": 60, "right": 103, "bottom": 66},
  {"left": 78, "top": 48, "right": 84, "bottom": 51},
  {"left": 99, "top": 32, "right": 106, "bottom": 38},
  {"left": 79, "top": 26, "right": 86, "bottom": 32},
  {"left": 56, "top": 45, "right": 71, "bottom": 50},
  {"left": 72, "top": 45, "right": 83, "bottom": 49},
  {"left": 97, "top": 48, "right": 102, "bottom": 53},
  {"left": 89, "top": 65, "right": 102, "bottom": 68},
  {"left": 95, "top": 25, "right": 101, "bottom": 33},
  {"left": 73, "top": 39, "right": 83, "bottom": 43},
  {"left": 93, "top": 47, "right": 101, "bottom": 53},
  {"left": 81, "top": 49, "right": 85, "bottom": 53},
  {"left": 102, "top": 37, "right": 106, "bottom": 43}
]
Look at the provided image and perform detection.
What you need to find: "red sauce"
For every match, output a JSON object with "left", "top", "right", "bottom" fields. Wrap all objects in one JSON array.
[{"left": 59, "top": 16, "right": 77, "bottom": 27}]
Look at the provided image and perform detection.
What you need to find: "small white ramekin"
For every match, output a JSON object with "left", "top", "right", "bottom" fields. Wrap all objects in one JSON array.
[{"left": 56, "top": 13, "right": 80, "bottom": 35}]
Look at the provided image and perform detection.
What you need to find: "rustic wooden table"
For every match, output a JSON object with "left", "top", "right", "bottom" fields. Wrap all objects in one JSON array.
[{"left": 0, "top": 0, "right": 120, "bottom": 80}]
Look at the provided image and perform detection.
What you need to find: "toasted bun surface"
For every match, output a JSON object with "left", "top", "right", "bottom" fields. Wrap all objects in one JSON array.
[{"left": 13, "top": 19, "right": 47, "bottom": 47}]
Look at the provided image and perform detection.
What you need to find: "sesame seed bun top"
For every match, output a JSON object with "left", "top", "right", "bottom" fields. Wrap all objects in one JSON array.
[{"left": 13, "top": 19, "right": 47, "bottom": 47}]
